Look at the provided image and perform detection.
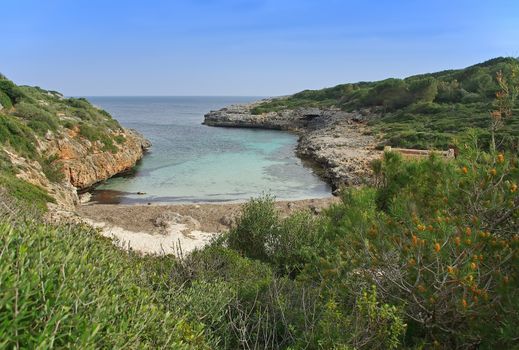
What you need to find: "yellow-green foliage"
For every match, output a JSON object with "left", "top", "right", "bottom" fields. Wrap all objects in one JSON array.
[
  {"left": 0, "top": 114, "right": 36, "bottom": 158},
  {"left": 0, "top": 215, "right": 211, "bottom": 349},
  {"left": 0, "top": 174, "right": 54, "bottom": 212}
]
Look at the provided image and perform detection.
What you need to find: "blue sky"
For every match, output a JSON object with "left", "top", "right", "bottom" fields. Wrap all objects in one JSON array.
[{"left": 2, "top": 0, "right": 518, "bottom": 96}]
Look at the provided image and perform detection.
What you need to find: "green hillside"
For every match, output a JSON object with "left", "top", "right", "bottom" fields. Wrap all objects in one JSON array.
[
  {"left": 0, "top": 75, "right": 126, "bottom": 210},
  {"left": 252, "top": 57, "right": 519, "bottom": 149}
]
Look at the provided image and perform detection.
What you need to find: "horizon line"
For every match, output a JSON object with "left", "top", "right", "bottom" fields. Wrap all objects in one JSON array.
[{"left": 74, "top": 95, "right": 270, "bottom": 98}]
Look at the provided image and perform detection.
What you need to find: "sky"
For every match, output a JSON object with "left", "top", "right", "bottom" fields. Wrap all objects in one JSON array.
[{"left": 1, "top": 0, "right": 518, "bottom": 96}]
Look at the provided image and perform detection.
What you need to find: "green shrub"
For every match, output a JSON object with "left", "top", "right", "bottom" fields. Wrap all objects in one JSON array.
[
  {"left": 66, "top": 97, "right": 92, "bottom": 109},
  {"left": 14, "top": 101, "right": 59, "bottom": 135},
  {"left": 0, "top": 90, "right": 12, "bottom": 109},
  {"left": 0, "top": 79, "right": 25, "bottom": 104},
  {"left": 0, "top": 217, "right": 211, "bottom": 348},
  {"left": 0, "top": 114, "right": 37, "bottom": 158},
  {"left": 269, "top": 210, "right": 321, "bottom": 276},
  {"left": 227, "top": 195, "right": 279, "bottom": 262},
  {"left": 315, "top": 147, "right": 519, "bottom": 348},
  {"left": 0, "top": 173, "right": 54, "bottom": 212},
  {"left": 316, "top": 286, "right": 406, "bottom": 350}
]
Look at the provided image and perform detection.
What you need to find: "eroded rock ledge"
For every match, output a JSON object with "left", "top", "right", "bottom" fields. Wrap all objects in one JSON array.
[
  {"left": 204, "top": 101, "right": 381, "bottom": 189},
  {"left": 11, "top": 127, "right": 150, "bottom": 210},
  {"left": 50, "top": 128, "right": 150, "bottom": 190}
]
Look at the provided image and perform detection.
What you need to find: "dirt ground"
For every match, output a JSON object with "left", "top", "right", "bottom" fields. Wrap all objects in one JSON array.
[{"left": 78, "top": 196, "right": 340, "bottom": 234}]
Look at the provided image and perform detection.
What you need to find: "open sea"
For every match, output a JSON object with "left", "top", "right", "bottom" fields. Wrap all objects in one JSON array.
[{"left": 87, "top": 96, "right": 331, "bottom": 204}]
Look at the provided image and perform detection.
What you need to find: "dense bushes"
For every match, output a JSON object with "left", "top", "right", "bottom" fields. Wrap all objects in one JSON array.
[
  {"left": 160, "top": 142, "right": 517, "bottom": 349},
  {"left": 0, "top": 211, "right": 212, "bottom": 348},
  {"left": 0, "top": 91, "right": 12, "bottom": 109},
  {"left": 14, "top": 100, "right": 59, "bottom": 135},
  {"left": 0, "top": 79, "right": 25, "bottom": 105},
  {"left": 1, "top": 142, "right": 516, "bottom": 348},
  {"left": 251, "top": 57, "right": 519, "bottom": 150},
  {"left": 318, "top": 148, "right": 518, "bottom": 348}
]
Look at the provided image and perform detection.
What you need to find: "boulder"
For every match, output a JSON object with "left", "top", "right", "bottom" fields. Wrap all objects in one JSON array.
[{"left": 219, "top": 214, "right": 234, "bottom": 226}]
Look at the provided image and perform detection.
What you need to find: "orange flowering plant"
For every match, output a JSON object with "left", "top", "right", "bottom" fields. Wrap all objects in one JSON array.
[{"left": 319, "top": 146, "right": 518, "bottom": 348}]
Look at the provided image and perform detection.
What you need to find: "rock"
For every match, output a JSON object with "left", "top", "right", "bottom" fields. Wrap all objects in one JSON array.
[
  {"left": 57, "top": 129, "right": 150, "bottom": 190},
  {"left": 137, "top": 191, "right": 146, "bottom": 195},
  {"left": 203, "top": 102, "right": 381, "bottom": 188},
  {"left": 219, "top": 214, "right": 234, "bottom": 226},
  {"left": 153, "top": 212, "right": 201, "bottom": 232},
  {"left": 79, "top": 192, "right": 92, "bottom": 204},
  {"left": 309, "top": 205, "right": 322, "bottom": 215},
  {"left": 153, "top": 211, "right": 183, "bottom": 228},
  {"left": 45, "top": 130, "right": 53, "bottom": 141},
  {"left": 287, "top": 202, "right": 294, "bottom": 209}
]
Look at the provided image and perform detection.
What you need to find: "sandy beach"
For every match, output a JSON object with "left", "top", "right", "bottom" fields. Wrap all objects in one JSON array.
[{"left": 79, "top": 196, "right": 339, "bottom": 256}]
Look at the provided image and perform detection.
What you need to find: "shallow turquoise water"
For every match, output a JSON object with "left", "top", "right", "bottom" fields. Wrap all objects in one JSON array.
[{"left": 87, "top": 97, "right": 331, "bottom": 204}]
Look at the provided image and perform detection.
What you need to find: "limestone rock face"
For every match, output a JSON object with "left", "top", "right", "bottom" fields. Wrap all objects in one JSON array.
[
  {"left": 5, "top": 149, "right": 80, "bottom": 209},
  {"left": 204, "top": 102, "right": 381, "bottom": 189},
  {"left": 50, "top": 129, "right": 150, "bottom": 190},
  {"left": 6, "top": 128, "right": 150, "bottom": 210}
]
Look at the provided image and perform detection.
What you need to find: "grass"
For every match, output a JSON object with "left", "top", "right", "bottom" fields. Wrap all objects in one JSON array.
[{"left": 0, "top": 173, "right": 54, "bottom": 212}]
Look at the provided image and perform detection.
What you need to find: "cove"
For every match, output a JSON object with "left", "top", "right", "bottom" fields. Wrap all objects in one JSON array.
[{"left": 87, "top": 96, "right": 331, "bottom": 204}]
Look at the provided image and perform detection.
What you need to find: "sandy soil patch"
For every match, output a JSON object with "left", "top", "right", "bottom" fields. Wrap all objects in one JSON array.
[
  {"left": 83, "top": 218, "right": 216, "bottom": 256},
  {"left": 78, "top": 197, "right": 339, "bottom": 256}
]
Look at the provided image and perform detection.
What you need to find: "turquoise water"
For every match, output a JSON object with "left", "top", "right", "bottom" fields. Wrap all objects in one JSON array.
[{"left": 87, "top": 97, "right": 331, "bottom": 204}]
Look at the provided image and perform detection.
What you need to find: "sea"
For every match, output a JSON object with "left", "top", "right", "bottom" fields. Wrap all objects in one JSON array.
[{"left": 86, "top": 96, "right": 331, "bottom": 204}]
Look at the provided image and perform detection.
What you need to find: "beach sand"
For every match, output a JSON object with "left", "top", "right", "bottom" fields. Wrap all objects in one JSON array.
[{"left": 78, "top": 196, "right": 339, "bottom": 256}]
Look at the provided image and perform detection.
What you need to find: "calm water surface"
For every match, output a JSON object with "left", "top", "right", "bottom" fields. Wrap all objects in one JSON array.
[{"left": 87, "top": 96, "right": 331, "bottom": 204}]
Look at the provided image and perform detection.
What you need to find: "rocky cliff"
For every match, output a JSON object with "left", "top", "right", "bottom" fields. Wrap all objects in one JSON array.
[
  {"left": 0, "top": 76, "right": 150, "bottom": 210},
  {"left": 6, "top": 124, "right": 150, "bottom": 210},
  {"left": 48, "top": 128, "right": 150, "bottom": 190},
  {"left": 204, "top": 102, "right": 381, "bottom": 189}
]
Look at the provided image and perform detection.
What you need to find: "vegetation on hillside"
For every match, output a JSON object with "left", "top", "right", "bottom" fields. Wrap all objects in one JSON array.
[
  {"left": 0, "top": 74, "right": 126, "bottom": 209},
  {"left": 251, "top": 57, "right": 519, "bottom": 150},
  {"left": 0, "top": 197, "right": 210, "bottom": 349}
]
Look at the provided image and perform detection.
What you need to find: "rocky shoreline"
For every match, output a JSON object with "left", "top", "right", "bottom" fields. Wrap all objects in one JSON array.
[{"left": 204, "top": 101, "right": 382, "bottom": 190}]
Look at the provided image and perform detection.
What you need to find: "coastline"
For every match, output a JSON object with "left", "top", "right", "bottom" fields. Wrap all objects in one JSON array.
[
  {"left": 74, "top": 100, "right": 380, "bottom": 255},
  {"left": 203, "top": 102, "right": 382, "bottom": 189}
]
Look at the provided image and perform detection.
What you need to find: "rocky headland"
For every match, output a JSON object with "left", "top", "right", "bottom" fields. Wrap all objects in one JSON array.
[
  {"left": 204, "top": 101, "right": 382, "bottom": 189},
  {"left": 8, "top": 127, "right": 150, "bottom": 211},
  {"left": 0, "top": 76, "right": 150, "bottom": 211}
]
